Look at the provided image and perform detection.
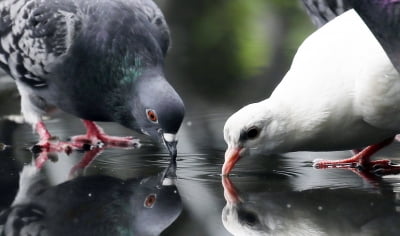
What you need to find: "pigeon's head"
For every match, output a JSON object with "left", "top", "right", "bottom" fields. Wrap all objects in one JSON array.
[
  {"left": 222, "top": 101, "right": 282, "bottom": 175},
  {"left": 129, "top": 165, "right": 182, "bottom": 236},
  {"left": 74, "top": 2, "right": 184, "bottom": 158},
  {"left": 118, "top": 70, "right": 185, "bottom": 158}
]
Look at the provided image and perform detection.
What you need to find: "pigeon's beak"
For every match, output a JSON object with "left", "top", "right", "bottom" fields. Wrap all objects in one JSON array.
[
  {"left": 162, "top": 133, "right": 178, "bottom": 160},
  {"left": 222, "top": 146, "right": 244, "bottom": 176}
]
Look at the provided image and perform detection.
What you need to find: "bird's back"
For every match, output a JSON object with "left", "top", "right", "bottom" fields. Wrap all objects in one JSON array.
[
  {"left": 300, "top": 0, "right": 352, "bottom": 28},
  {"left": 270, "top": 9, "right": 400, "bottom": 150},
  {"left": 0, "top": 0, "right": 80, "bottom": 88},
  {"left": 0, "top": 0, "right": 171, "bottom": 121},
  {"left": 0, "top": 0, "right": 168, "bottom": 83}
]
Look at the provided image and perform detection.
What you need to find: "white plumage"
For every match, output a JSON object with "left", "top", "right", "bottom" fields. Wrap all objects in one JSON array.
[{"left": 223, "top": 10, "right": 400, "bottom": 174}]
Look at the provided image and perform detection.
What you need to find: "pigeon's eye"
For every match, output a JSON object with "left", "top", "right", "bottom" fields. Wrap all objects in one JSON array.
[
  {"left": 146, "top": 109, "right": 158, "bottom": 123},
  {"left": 246, "top": 127, "right": 260, "bottom": 140},
  {"left": 144, "top": 194, "right": 157, "bottom": 208}
]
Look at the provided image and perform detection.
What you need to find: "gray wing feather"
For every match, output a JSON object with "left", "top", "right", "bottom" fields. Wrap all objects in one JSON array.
[
  {"left": 301, "top": 0, "right": 400, "bottom": 73},
  {"left": 126, "top": 0, "right": 171, "bottom": 55},
  {"left": 0, "top": 0, "right": 81, "bottom": 88},
  {"left": 351, "top": 0, "right": 400, "bottom": 74},
  {"left": 300, "top": 0, "right": 353, "bottom": 27},
  {"left": 0, "top": 0, "right": 16, "bottom": 70},
  {"left": 0, "top": 0, "right": 168, "bottom": 88}
]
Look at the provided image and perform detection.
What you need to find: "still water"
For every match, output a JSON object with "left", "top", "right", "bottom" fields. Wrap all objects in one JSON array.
[
  {"left": 1, "top": 1, "right": 400, "bottom": 235},
  {"left": 0, "top": 77, "right": 400, "bottom": 235}
]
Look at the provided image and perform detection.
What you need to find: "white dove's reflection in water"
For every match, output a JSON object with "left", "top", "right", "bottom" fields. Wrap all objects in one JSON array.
[{"left": 221, "top": 177, "right": 400, "bottom": 236}]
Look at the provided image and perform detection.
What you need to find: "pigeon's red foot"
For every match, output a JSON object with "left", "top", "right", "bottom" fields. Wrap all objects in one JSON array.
[
  {"left": 33, "top": 121, "right": 85, "bottom": 168},
  {"left": 69, "top": 147, "right": 104, "bottom": 178},
  {"left": 33, "top": 121, "right": 86, "bottom": 152},
  {"left": 313, "top": 137, "right": 400, "bottom": 175},
  {"left": 69, "top": 120, "right": 140, "bottom": 148}
]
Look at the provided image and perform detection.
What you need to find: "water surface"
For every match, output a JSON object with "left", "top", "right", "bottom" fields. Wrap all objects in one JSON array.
[{"left": 0, "top": 85, "right": 399, "bottom": 235}]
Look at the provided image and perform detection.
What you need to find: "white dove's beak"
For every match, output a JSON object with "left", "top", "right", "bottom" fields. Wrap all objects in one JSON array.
[{"left": 222, "top": 146, "right": 244, "bottom": 176}]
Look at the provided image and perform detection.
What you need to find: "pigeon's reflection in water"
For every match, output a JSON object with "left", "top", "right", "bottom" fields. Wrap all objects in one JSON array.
[
  {"left": 221, "top": 178, "right": 400, "bottom": 236},
  {"left": 0, "top": 160, "right": 182, "bottom": 236}
]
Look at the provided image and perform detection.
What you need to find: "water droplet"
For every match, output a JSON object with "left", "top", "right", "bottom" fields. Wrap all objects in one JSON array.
[{"left": 0, "top": 143, "right": 8, "bottom": 151}]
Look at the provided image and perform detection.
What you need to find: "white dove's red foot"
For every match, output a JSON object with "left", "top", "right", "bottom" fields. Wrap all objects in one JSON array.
[{"left": 313, "top": 137, "right": 400, "bottom": 175}]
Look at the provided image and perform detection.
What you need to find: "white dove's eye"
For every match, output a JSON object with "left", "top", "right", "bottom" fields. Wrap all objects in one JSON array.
[{"left": 246, "top": 127, "right": 260, "bottom": 140}]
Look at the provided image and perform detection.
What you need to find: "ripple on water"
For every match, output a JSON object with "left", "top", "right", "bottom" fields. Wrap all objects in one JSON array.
[{"left": 176, "top": 154, "right": 222, "bottom": 182}]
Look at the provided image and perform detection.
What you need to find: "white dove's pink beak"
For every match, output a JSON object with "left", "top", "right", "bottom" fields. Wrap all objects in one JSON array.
[{"left": 222, "top": 146, "right": 244, "bottom": 176}]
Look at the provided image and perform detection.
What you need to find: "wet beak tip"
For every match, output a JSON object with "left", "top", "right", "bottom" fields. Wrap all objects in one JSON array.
[
  {"left": 221, "top": 147, "right": 242, "bottom": 175},
  {"left": 221, "top": 166, "right": 229, "bottom": 176},
  {"left": 161, "top": 133, "right": 178, "bottom": 158},
  {"left": 221, "top": 160, "right": 234, "bottom": 176},
  {"left": 163, "top": 133, "right": 177, "bottom": 143}
]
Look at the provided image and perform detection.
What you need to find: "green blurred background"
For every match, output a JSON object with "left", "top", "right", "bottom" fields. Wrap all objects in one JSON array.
[{"left": 155, "top": 0, "right": 315, "bottom": 109}]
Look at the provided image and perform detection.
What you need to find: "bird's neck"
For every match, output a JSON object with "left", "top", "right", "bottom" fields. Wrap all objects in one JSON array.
[{"left": 262, "top": 98, "right": 321, "bottom": 153}]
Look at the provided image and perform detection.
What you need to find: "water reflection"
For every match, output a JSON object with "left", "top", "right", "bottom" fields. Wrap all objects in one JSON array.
[
  {"left": 2, "top": 104, "right": 400, "bottom": 235},
  {"left": 222, "top": 177, "right": 400, "bottom": 236},
  {"left": 0, "top": 159, "right": 182, "bottom": 236}
]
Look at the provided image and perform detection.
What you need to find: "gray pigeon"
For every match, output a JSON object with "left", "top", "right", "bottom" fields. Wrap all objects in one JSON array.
[
  {"left": 0, "top": 0, "right": 184, "bottom": 159},
  {"left": 0, "top": 164, "right": 182, "bottom": 236}
]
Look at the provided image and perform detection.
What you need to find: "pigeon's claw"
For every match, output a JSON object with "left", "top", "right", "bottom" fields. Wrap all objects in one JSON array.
[
  {"left": 34, "top": 121, "right": 80, "bottom": 152},
  {"left": 70, "top": 134, "right": 139, "bottom": 148},
  {"left": 69, "top": 120, "right": 140, "bottom": 149},
  {"left": 69, "top": 148, "right": 104, "bottom": 179},
  {"left": 31, "top": 140, "right": 75, "bottom": 154}
]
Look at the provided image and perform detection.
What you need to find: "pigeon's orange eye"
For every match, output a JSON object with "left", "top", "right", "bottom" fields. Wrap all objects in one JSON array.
[
  {"left": 146, "top": 109, "right": 158, "bottom": 123},
  {"left": 144, "top": 194, "right": 157, "bottom": 208}
]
